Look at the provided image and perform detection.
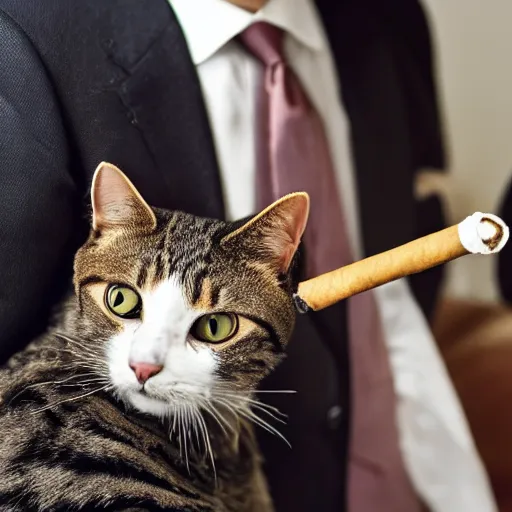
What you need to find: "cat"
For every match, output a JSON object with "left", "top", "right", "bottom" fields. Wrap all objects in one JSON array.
[{"left": 0, "top": 162, "right": 309, "bottom": 512}]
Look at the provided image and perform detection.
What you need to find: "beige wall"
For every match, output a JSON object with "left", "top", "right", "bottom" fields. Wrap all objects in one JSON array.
[{"left": 422, "top": 0, "right": 512, "bottom": 302}]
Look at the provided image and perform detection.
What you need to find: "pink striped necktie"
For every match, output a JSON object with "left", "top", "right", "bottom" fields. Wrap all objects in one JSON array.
[{"left": 239, "top": 22, "right": 422, "bottom": 512}]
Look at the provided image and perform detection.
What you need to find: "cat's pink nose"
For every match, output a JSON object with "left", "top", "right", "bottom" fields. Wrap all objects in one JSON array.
[{"left": 129, "top": 362, "right": 163, "bottom": 384}]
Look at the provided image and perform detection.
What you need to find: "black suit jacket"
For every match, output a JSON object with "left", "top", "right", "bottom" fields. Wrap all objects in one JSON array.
[{"left": 0, "top": 1, "right": 446, "bottom": 510}]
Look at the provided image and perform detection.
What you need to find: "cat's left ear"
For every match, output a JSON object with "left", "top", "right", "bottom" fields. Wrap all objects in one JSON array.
[
  {"left": 91, "top": 162, "right": 157, "bottom": 233},
  {"left": 221, "top": 193, "right": 309, "bottom": 274}
]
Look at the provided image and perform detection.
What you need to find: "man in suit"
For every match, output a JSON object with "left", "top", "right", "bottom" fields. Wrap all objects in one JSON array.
[{"left": 0, "top": 0, "right": 495, "bottom": 510}]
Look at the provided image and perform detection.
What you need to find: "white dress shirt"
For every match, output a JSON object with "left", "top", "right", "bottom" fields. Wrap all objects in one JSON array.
[{"left": 169, "top": 0, "right": 497, "bottom": 510}]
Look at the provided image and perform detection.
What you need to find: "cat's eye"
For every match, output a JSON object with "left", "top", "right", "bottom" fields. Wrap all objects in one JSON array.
[
  {"left": 192, "top": 313, "right": 238, "bottom": 344},
  {"left": 105, "top": 284, "right": 142, "bottom": 319}
]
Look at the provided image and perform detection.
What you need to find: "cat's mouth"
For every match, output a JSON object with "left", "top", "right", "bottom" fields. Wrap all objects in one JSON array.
[
  {"left": 125, "top": 387, "right": 174, "bottom": 416},
  {"left": 136, "top": 386, "right": 168, "bottom": 401},
  {"left": 123, "top": 381, "right": 209, "bottom": 416},
  {"left": 132, "top": 384, "right": 166, "bottom": 401}
]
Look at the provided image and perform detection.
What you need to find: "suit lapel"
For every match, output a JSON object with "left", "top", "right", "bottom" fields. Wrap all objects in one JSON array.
[{"left": 104, "top": 0, "right": 225, "bottom": 220}]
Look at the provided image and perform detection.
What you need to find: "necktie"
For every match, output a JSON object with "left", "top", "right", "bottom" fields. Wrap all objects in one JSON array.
[{"left": 240, "top": 22, "right": 423, "bottom": 511}]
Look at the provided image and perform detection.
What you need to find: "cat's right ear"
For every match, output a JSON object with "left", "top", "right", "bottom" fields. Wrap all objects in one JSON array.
[
  {"left": 221, "top": 193, "right": 310, "bottom": 274},
  {"left": 91, "top": 162, "right": 157, "bottom": 233}
]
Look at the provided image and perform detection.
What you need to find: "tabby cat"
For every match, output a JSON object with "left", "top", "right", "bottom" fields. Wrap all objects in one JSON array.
[{"left": 0, "top": 163, "right": 309, "bottom": 511}]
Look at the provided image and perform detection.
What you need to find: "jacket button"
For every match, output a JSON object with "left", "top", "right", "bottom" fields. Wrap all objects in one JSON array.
[{"left": 327, "top": 405, "right": 343, "bottom": 430}]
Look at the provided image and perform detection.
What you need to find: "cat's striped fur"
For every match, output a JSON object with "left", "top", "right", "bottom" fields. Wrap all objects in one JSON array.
[{"left": 0, "top": 163, "right": 309, "bottom": 511}]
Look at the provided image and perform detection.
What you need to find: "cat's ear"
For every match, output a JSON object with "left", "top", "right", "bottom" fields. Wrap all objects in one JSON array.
[
  {"left": 91, "top": 162, "right": 157, "bottom": 233},
  {"left": 221, "top": 193, "right": 309, "bottom": 274}
]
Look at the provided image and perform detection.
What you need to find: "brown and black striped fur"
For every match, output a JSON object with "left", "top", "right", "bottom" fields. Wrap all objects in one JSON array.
[{"left": 0, "top": 163, "right": 309, "bottom": 511}]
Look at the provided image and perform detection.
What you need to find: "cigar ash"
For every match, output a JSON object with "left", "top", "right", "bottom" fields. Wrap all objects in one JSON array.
[
  {"left": 479, "top": 217, "right": 503, "bottom": 250},
  {"left": 459, "top": 212, "right": 509, "bottom": 254}
]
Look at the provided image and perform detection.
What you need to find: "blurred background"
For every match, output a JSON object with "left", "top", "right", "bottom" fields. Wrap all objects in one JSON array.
[
  {"left": 422, "top": 1, "right": 512, "bottom": 509},
  {"left": 424, "top": 0, "right": 512, "bottom": 301}
]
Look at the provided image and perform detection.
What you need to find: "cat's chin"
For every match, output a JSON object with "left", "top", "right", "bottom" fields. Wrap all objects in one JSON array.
[{"left": 125, "top": 390, "right": 172, "bottom": 418}]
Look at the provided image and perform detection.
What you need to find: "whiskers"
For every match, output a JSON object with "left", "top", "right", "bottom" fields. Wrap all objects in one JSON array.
[
  {"left": 165, "top": 387, "right": 295, "bottom": 477},
  {"left": 30, "top": 383, "right": 113, "bottom": 414},
  {"left": 210, "top": 389, "right": 292, "bottom": 448},
  {"left": 15, "top": 331, "right": 112, "bottom": 414},
  {"left": 167, "top": 398, "right": 216, "bottom": 478}
]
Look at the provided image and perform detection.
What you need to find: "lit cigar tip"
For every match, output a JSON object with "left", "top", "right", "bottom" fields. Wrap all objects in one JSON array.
[
  {"left": 477, "top": 219, "right": 499, "bottom": 241},
  {"left": 459, "top": 212, "right": 509, "bottom": 254}
]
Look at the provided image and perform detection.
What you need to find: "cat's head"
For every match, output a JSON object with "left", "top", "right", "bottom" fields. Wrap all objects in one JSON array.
[{"left": 70, "top": 162, "right": 309, "bottom": 418}]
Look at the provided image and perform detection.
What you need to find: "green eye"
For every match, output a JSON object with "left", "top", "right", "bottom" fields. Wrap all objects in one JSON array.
[
  {"left": 105, "top": 285, "right": 142, "bottom": 319},
  {"left": 193, "top": 314, "right": 238, "bottom": 343}
]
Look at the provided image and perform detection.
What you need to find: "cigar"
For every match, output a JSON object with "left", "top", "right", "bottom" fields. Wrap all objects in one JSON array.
[{"left": 294, "top": 212, "right": 510, "bottom": 313}]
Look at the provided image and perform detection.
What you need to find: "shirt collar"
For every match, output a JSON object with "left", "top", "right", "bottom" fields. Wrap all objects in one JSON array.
[{"left": 169, "top": 0, "right": 325, "bottom": 65}]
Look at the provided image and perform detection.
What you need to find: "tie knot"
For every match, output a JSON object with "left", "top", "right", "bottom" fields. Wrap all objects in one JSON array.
[{"left": 239, "top": 22, "right": 284, "bottom": 67}]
